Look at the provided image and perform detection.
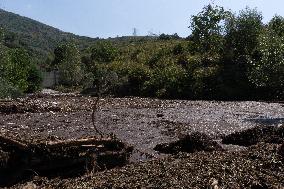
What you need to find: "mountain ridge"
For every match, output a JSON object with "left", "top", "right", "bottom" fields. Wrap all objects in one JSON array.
[{"left": 0, "top": 8, "right": 98, "bottom": 64}]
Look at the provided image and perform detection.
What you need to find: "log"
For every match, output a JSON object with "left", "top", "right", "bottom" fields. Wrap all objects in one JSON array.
[
  {"left": 0, "top": 135, "right": 28, "bottom": 151},
  {"left": 36, "top": 137, "right": 123, "bottom": 149},
  {"left": 29, "top": 155, "right": 95, "bottom": 172},
  {"left": 0, "top": 136, "right": 133, "bottom": 186}
]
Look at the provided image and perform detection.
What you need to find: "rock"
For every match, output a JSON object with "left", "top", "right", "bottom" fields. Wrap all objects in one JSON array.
[
  {"left": 154, "top": 132, "right": 223, "bottom": 154},
  {"left": 22, "top": 182, "right": 37, "bottom": 189},
  {"left": 209, "top": 178, "right": 219, "bottom": 189}
]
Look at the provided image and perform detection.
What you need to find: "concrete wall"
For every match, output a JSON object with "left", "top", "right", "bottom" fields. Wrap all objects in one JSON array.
[{"left": 41, "top": 70, "right": 59, "bottom": 88}]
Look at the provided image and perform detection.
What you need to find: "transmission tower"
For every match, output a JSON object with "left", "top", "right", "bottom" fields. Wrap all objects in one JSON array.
[
  {"left": 209, "top": 0, "right": 215, "bottom": 5},
  {"left": 133, "top": 28, "right": 138, "bottom": 36}
]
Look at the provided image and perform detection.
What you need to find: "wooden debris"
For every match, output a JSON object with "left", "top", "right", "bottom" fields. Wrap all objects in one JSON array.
[
  {"left": 0, "top": 135, "right": 28, "bottom": 151},
  {"left": 0, "top": 136, "right": 132, "bottom": 187}
]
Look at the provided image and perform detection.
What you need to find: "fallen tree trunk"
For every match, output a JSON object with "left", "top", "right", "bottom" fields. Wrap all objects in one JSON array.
[
  {"left": 0, "top": 135, "right": 28, "bottom": 151},
  {"left": 40, "top": 137, "right": 123, "bottom": 149},
  {"left": 0, "top": 136, "right": 133, "bottom": 187}
]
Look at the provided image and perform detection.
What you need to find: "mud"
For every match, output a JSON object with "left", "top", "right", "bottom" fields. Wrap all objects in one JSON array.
[
  {"left": 222, "top": 124, "right": 284, "bottom": 146},
  {"left": 154, "top": 132, "right": 223, "bottom": 154},
  {"left": 0, "top": 94, "right": 284, "bottom": 188}
]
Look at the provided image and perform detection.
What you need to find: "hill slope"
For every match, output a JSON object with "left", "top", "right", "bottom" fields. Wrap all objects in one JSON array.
[{"left": 0, "top": 9, "right": 98, "bottom": 64}]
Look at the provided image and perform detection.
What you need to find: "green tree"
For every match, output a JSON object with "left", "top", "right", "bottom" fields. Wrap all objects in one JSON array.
[
  {"left": 0, "top": 48, "right": 41, "bottom": 93},
  {"left": 249, "top": 29, "right": 284, "bottom": 95},
  {"left": 53, "top": 42, "right": 83, "bottom": 86},
  {"left": 268, "top": 15, "right": 284, "bottom": 37},
  {"left": 0, "top": 77, "right": 22, "bottom": 99},
  {"left": 221, "top": 7, "right": 264, "bottom": 99},
  {"left": 91, "top": 41, "right": 118, "bottom": 63},
  {"left": 227, "top": 7, "right": 263, "bottom": 56},
  {"left": 190, "top": 4, "right": 230, "bottom": 55},
  {"left": 5, "top": 49, "right": 32, "bottom": 91}
]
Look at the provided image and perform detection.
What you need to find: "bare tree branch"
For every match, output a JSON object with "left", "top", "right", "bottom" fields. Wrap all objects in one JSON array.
[{"left": 92, "top": 96, "right": 103, "bottom": 138}]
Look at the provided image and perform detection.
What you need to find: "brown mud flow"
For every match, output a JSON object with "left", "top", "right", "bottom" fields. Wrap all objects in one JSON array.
[
  {"left": 0, "top": 135, "right": 132, "bottom": 187},
  {"left": 0, "top": 95, "right": 284, "bottom": 188}
]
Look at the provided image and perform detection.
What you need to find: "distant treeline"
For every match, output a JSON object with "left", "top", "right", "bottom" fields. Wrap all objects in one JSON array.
[{"left": 0, "top": 5, "right": 283, "bottom": 100}]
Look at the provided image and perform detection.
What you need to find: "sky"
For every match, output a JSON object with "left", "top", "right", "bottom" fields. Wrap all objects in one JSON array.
[{"left": 0, "top": 0, "right": 284, "bottom": 38}]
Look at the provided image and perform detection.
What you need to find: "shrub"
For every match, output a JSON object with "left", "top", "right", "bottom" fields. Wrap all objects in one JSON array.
[
  {"left": 91, "top": 41, "right": 118, "bottom": 63},
  {"left": 0, "top": 77, "right": 22, "bottom": 99},
  {"left": 26, "top": 64, "right": 43, "bottom": 93},
  {"left": 53, "top": 42, "right": 84, "bottom": 86},
  {"left": 1, "top": 48, "right": 41, "bottom": 93},
  {"left": 144, "top": 64, "right": 187, "bottom": 98}
]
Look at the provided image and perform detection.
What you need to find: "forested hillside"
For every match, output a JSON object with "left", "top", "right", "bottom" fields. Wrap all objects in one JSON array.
[{"left": 0, "top": 9, "right": 98, "bottom": 64}]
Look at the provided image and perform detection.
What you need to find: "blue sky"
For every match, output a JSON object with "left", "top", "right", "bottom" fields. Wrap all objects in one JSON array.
[{"left": 1, "top": 0, "right": 283, "bottom": 38}]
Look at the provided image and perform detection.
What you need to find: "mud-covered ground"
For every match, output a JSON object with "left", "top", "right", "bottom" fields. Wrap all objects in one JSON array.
[{"left": 0, "top": 94, "right": 284, "bottom": 188}]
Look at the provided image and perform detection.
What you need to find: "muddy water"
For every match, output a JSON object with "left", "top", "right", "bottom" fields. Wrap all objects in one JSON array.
[{"left": 0, "top": 98, "right": 283, "bottom": 162}]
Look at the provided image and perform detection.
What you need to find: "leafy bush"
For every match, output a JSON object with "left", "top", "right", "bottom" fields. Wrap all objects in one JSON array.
[
  {"left": 53, "top": 42, "right": 84, "bottom": 86},
  {"left": 91, "top": 41, "right": 118, "bottom": 63},
  {"left": 26, "top": 64, "right": 43, "bottom": 93},
  {"left": 0, "top": 77, "right": 22, "bottom": 99},
  {"left": 0, "top": 48, "right": 42, "bottom": 93},
  {"left": 144, "top": 64, "right": 187, "bottom": 98}
]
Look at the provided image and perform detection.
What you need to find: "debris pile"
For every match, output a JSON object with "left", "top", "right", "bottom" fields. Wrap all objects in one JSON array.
[
  {"left": 222, "top": 124, "right": 284, "bottom": 146},
  {"left": 0, "top": 99, "right": 63, "bottom": 114},
  {"left": 0, "top": 135, "right": 133, "bottom": 187},
  {"left": 154, "top": 132, "right": 223, "bottom": 154},
  {"left": 280, "top": 142, "right": 284, "bottom": 158},
  {"left": 14, "top": 143, "right": 284, "bottom": 189},
  {"left": 0, "top": 147, "right": 9, "bottom": 169},
  {"left": 0, "top": 95, "right": 94, "bottom": 114}
]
